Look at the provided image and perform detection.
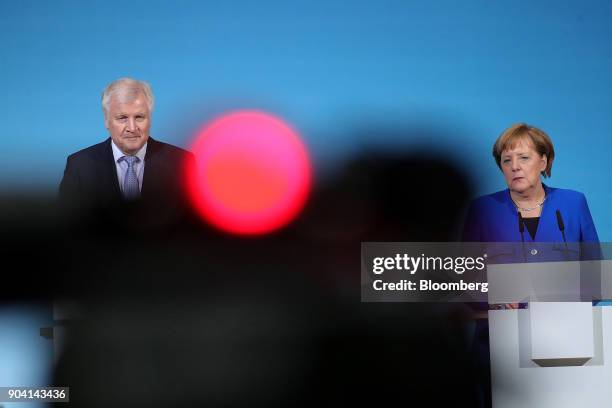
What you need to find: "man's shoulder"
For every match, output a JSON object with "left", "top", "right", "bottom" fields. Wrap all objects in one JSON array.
[
  {"left": 149, "top": 138, "right": 192, "bottom": 157},
  {"left": 66, "top": 139, "right": 110, "bottom": 162},
  {"left": 147, "top": 138, "right": 194, "bottom": 166}
]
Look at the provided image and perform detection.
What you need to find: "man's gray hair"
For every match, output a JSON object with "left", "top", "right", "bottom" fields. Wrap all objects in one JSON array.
[{"left": 101, "top": 77, "right": 155, "bottom": 115}]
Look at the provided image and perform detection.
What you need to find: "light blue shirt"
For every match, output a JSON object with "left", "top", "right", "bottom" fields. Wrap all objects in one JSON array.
[{"left": 111, "top": 140, "right": 147, "bottom": 194}]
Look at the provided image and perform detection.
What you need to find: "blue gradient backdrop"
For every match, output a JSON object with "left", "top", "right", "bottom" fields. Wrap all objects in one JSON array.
[{"left": 0, "top": 0, "right": 610, "bottom": 238}]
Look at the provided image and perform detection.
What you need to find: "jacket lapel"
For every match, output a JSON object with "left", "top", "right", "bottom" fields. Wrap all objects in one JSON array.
[
  {"left": 141, "top": 137, "right": 160, "bottom": 198},
  {"left": 101, "top": 138, "right": 122, "bottom": 200}
]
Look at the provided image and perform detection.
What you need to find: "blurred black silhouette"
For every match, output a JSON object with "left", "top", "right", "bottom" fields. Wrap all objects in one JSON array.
[{"left": 1, "top": 131, "right": 481, "bottom": 407}]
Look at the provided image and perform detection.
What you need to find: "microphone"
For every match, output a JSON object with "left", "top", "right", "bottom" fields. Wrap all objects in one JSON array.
[
  {"left": 518, "top": 211, "right": 526, "bottom": 261},
  {"left": 556, "top": 210, "right": 569, "bottom": 257},
  {"left": 556, "top": 209, "right": 565, "bottom": 232}
]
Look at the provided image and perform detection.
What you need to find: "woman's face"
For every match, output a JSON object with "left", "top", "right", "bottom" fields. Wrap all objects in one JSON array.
[{"left": 500, "top": 139, "right": 547, "bottom": 194}]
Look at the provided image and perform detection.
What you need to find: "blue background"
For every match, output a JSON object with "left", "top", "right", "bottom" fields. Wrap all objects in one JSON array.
[
  {"left": 0, "top": 0, "right": 610, "bottom": 239},
  {"left": 0, "top": 0, "right": 611, "bottom": 393}
]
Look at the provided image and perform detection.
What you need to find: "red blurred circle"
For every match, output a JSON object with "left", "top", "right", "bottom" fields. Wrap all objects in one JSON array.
[{"left": 186, "top": 111, "right": 312, "bottom": 235}]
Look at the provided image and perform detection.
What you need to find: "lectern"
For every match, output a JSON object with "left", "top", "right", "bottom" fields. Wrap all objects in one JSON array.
[{"left": 487, "top": 259, "right": 612, "bottom": 407}]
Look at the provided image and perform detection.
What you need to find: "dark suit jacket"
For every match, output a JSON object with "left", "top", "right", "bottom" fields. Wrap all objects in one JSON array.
[{"left": 59, "top": 137, "right": 196, "bottom": 229}]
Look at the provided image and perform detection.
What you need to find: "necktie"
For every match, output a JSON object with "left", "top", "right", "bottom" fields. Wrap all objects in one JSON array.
[{"left": 122, "top": 156, "right": 140, "bottom": 200}]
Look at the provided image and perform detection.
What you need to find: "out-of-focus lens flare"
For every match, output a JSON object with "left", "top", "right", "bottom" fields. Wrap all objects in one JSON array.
[{"left": 186, "top": 111, "right": 312, "bottom": 235}]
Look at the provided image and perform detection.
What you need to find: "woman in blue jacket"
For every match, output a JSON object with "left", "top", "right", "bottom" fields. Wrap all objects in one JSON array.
[
  {"left": 462, "top": 123, "right": 599, "bottom": 261},
  {"left": 463, "top": 123, "right": 600, "bottom": 408}
]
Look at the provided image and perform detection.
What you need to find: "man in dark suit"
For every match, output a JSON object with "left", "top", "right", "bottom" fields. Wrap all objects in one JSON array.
[{"left": 59, "top": 77, "right": 195, "bottom": 228}]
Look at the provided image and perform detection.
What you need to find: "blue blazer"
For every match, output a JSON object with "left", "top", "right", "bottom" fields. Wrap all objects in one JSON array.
[{"left": 462, "top": 184, "right": 600, "bottom": 262}]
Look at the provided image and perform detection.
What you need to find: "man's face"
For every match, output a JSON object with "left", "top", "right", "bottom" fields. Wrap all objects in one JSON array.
[{"left": 105, "top": 94, "right": 151, "bottom": 155}]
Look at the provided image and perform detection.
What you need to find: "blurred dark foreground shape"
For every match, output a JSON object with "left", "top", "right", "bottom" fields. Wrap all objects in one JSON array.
[{"left": 1, "top": 144, "right": 479, "bottom": 407}]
